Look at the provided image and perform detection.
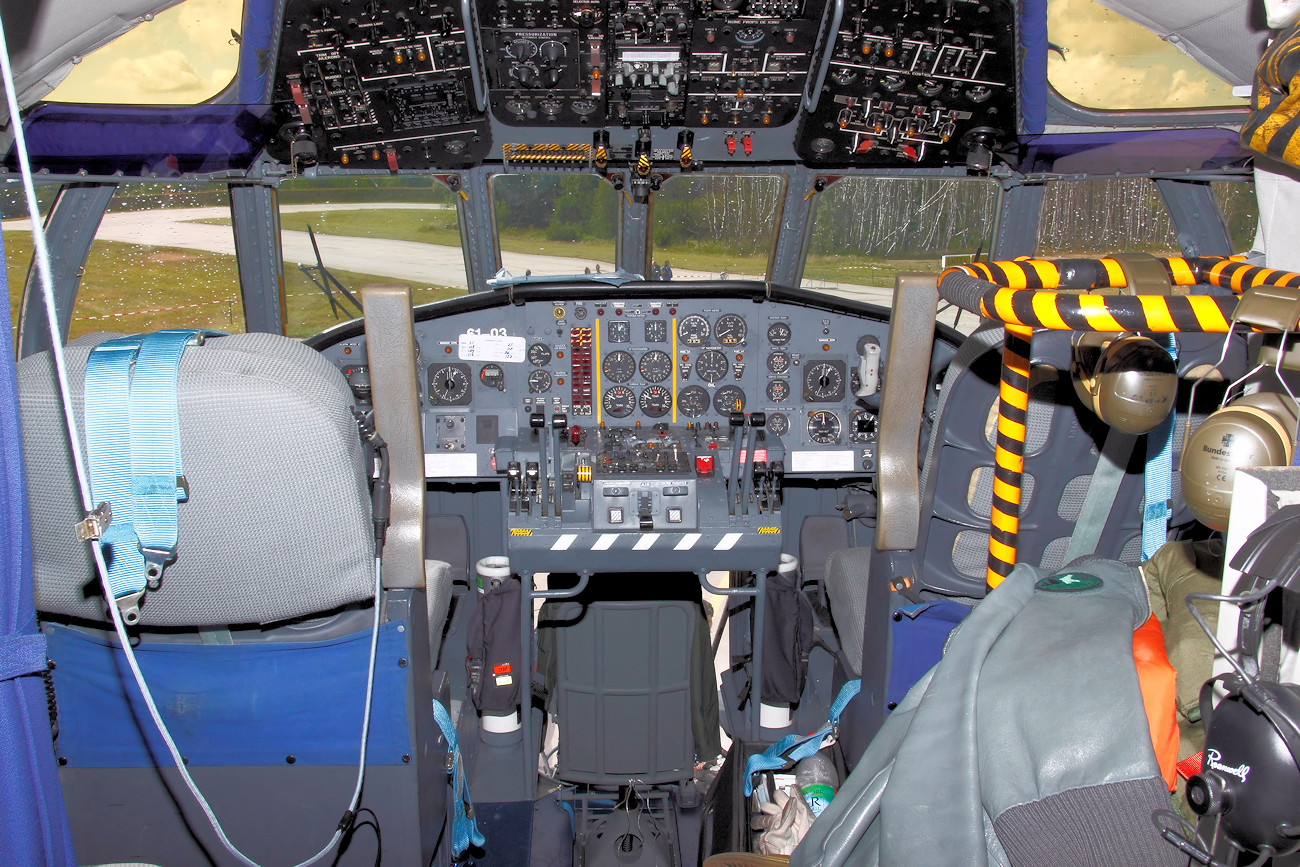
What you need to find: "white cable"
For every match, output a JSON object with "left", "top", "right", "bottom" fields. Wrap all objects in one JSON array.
[{"left": 0, "top": 11, "right": 382, "bottom": 863}]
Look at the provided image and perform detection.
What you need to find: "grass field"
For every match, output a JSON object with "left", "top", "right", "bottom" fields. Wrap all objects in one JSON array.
[{"left": 5, "top": 230, "right": 460, "bottom": 341}]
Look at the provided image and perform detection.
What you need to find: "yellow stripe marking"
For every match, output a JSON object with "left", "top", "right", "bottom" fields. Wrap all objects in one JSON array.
[
  {"left": 991, "top": 507, "right": 1019, "bottom": 534},
  {"left": 594, "top": 320, "right": 603, "bottom": 425},
  {"left": 998, "top": 415, "right": 1026, "bottom": 442},
  {"left": 1188, "top": 295, "right": 1231, "bottom": 332},
  {"left": 999, "top": 381, "right": 1029, "bottom": 411},
  {"left": 1031, "top": 292, "right": 1069, "bottom": 330},
  {"left": 1138, "top": 295, "right": 1177, "bottom": 333},
  {"left": 993, "top": 290, "right": 1022, "bottom": 325},
  {"left": 671, "top": 317, "right": 678, "bottom": 423},
  {"left": 1100, "top": 258, "right": 1126, "bottom": 288},
  {"left": 1028, "top": 259, "right": 1058, "bottom": 288},
  {"left": 989, "top": 536, "right": 1018, "bottom": 562},
  {"left": 994, "top": 444, "right": 1025, "bottom": 473},
  {"left": 1077, "top": 294, "right": 1124, "bottom": 332},
  {"left": 992, "top": 476, "right": 1021, "bottom": 505}
]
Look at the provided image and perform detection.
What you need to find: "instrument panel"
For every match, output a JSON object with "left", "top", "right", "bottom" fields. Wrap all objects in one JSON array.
[{"left": 316, "top": 286, "right": 895, "bottom": 477}]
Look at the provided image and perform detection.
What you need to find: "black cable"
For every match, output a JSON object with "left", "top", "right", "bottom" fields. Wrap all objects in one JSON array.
[{"left": 338, "top": 806, "right": 382, "bottom": 867}]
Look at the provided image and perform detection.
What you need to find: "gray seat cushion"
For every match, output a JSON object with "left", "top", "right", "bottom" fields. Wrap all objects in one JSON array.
[{"left": 19, "top": 332, "right": 374, "bottom": 627}]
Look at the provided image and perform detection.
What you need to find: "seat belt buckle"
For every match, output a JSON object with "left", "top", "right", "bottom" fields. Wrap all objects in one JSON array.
[
  {"left": 75, "top": 502, "right": 113, "bottom": 541},
  {"left": 114, "top": 589, "right": 145, "bottom": 626},
  {"left": 140, "top": 547, "right": 176, "bottom": 587}
]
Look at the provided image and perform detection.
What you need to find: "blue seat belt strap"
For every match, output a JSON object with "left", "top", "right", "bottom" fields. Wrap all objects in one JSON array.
[
  {"left": 84, "top": 331, "right": 200, "bottom": 621},
  {"left": 85, "top": 338, "right": 147, "bottom": 611},
  {"left": 743, "top": 679, "right": 860, "bottom": 796},
  {"left": 1142, "top": 334, "right": 1179, "bottom": 562},
  {"left": 129, "top": 330, "right": 200, "bottom": 578},
  {"left": 431, "top": 698, "right": 485, "bottom": 857}
]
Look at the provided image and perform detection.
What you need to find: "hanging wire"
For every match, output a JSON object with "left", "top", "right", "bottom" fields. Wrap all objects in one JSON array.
[{"left": 0, "top": 11, "right": 382, "bottom": 863}]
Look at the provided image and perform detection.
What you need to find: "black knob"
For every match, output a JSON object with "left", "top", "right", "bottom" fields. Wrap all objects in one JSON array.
[{"left": 1185, "top": 773, "right": 1228, "bottom": 817}]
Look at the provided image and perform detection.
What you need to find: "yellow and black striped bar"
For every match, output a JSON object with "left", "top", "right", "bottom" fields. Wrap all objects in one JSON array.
[
  {"left": 988, "top": 323, "right": 1034, "bottom": 587},
  {"left": 941, "top": 256, "right": 1300, "bottom": 295},
  {"left": 980, "top": 287, "right": 1235, "bottom": 334}
]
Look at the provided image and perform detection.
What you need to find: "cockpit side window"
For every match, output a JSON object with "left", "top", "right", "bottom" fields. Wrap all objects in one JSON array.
[
  {"left": 650, "top": 174, "right": 785, "bottom": 282},
  {"left": 803, "top": 176, "right": 998, "bottom": 323},
  {"left": 1211, "top": 180, "right": 1260, "bottom": 255},
  {"left": 67, "top": 183, "right": 246, "bottom": 341},
  {"left": 490, "top": 174, "right": 619, "bottom": 277},
  {"left": 277, "top": 175, "right": 464, "bottom": 337},
  {"left": 1037, "top": 178, "right": 1180, "bottom": 257},
  {"left": 3, "top": 185, "right": 58, "bottom": 344}
]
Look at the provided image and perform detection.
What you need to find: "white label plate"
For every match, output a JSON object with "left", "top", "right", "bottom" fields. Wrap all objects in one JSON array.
[
  {"left": 458, "top": 333, "right": 525, "bottom": 363},
  {"left": 424, "top": 452, "right": 479, "bottom": 477},
  {"left": 789, "top": 450, "right": 856, "bottom": 473}
]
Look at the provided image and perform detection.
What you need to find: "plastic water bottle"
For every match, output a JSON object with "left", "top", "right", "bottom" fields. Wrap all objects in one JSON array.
[{"left": 794, "top": 751, "right": 838, "bottom": 818}]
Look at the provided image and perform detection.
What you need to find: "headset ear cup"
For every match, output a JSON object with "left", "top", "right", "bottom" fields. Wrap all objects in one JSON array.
[
  {"left": 1072, "top": 334, "right": 1177, "bottom": 434},
  {"left": 1183, "top": 393, "right": 1299, "bottom": 531}
]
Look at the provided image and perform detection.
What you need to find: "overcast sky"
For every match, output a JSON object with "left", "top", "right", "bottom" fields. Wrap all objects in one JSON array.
[
  {"left": 48, "top": 0, "right": 242, "bottom": 104},
  {"left": 1047, "top": 0, "right": 1236, "bottom": 109}
]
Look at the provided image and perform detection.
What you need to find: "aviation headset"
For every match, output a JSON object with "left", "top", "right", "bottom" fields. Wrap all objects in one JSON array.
[
  {"left": 1070, "top": 332, "right": 1177, "bottom": 435},
  {"left": 1182, "top": 390, "right": 1298, "bottom": 532},
  {"left": 1176, "top": 505, "right": 1300, "bottom": 861}
]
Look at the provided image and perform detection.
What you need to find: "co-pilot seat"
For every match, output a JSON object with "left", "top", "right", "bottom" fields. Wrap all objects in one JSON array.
[{"left": 17, "top": 332, "right": 453, "bottom": 867}]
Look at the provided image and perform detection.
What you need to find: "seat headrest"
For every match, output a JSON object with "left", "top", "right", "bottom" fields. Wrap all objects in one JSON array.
[{"left": 18, "top": 332, "right": 375, "bottom": 627}]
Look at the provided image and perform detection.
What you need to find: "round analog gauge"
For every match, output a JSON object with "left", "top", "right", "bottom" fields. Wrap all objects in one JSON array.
[
  {"left": 640, "top": 385, "right": 672, "bottom": 417},
  {"left": 528, "top": 369, "right": 552, "bottom": 393},
  {"left": 768, "top": 412, "right": 790, "bottom": 436},
  {"left": 767, "top": 351, "right": 791, "bottom": 375},
  {"left": 528, "top": 343, "right": 552, "bottom": 366},
  {"left": 714, "top": 313, "right": 747, "bottom": 345},
  {"left": 677, "top": 314, "right": 710, "bottom": 346},
  {"left": 602, "top": 385, "right": 636, "bottom": 418},
  {"left": 767, "top": 322, "right": 792, "bottom": 345},
  {"left": 734, "top": 25, "right": 766, "bottom": 44},
  {"left": 602, "top": 350, "right": 636, "bottom": 383},
  {"left": 677, "top": 385, "right": 710, "bottom": 417},
  {"left": 644, "top": 319, "right": 668, "bottom": 343},
  {"left": 606, "top": 319, "right": 631, "bottom": 343},
  {"left": 428, "top": 364, "right": 470, "bottom": 403},
  {"left": 479, "top": 363, "right": 505, "bottom": 392},
  {"left": 803, "top": 361, "right": 845, "bottom": 401},
  {"left": 714, "top": 385, "right": 746, "bottom": 415},
  {"left": 694, "top": 349, "right": 730, "bottom": 384},
  {"left": 807, "top": 410, "right": 842, "bottom": 444},
  {"left": 766, "top": 378, "right": 790, "bottom": 402},
  {"left": 639, "top": 349, "right": 672, "bottom": 383}
]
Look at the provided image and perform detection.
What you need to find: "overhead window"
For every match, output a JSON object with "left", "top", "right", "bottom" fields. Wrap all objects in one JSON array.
[
  {"left": 44, "top": 0, "right": 244, "bottom": 105},
  {"left": 1047, "top": 0, "right": 1238, "bottom": 111}
]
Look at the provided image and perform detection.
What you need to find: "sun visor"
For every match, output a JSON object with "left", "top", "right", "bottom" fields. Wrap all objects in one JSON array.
[{"left": 1095, "top": 0, "right": 1269, "bottom": 87}]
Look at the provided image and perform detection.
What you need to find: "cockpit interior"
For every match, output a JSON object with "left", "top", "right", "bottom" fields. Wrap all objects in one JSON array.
[{"left": 1, "top": 0, "right": 1299, "bottom": 866}]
